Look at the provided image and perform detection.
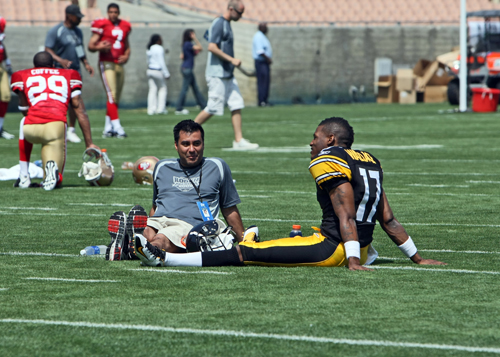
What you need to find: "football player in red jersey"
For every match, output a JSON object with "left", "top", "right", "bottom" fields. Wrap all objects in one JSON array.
[
  {"left": 10, "top": 51, "right": 100, "bottom": 190},
  {"left": 0, "top": 16, "right": 14, "bottom": 140},
  {"left": 88, "top": 2, "right": 131, "bottom": 139}
]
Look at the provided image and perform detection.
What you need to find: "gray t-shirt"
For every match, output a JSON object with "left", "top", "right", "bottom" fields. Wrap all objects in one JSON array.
[
  {"left": 45, "top": 23, "right": 85, "bottom": 72},
  {"left": 152, "top": 157, "right": 241, "bottom": 226},
  {"left": 205, "top": 17, "right": 234, "bottom": 78}
]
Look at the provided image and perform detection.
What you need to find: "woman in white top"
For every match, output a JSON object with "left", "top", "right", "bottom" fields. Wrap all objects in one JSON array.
[{"left": 146, "top": 34, "right": 170, "bottom": 115}]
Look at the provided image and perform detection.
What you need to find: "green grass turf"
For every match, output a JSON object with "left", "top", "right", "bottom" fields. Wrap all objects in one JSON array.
[{"left": 1, "top": 103, "right": 500, "bottom": 356}]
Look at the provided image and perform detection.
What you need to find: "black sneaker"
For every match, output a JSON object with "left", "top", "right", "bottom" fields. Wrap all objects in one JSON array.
[
  {"left": 134, "top": 234, "right": 165, "bottom": 267},
  {"left": 126, "top": 205, "right": 148, "bottom": 259},
  {"left": 106, "top": 211, "right": 128, "bottom": 261},
  {"left": 102, "top": 130, "right": 116, "bottom": 138}
]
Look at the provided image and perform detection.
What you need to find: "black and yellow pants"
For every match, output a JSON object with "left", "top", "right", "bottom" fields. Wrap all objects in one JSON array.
[{"left": 239, "top": 233, "right": 370, "bottom": 267}]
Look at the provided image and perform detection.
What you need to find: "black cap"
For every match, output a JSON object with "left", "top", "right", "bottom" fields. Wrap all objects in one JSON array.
[{"left": 66, "top": 4, "right": 84, "bottom": 19}]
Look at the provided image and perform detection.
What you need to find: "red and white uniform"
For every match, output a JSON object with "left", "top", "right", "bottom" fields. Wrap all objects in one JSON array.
[
  {"left": 11, "top": 68, "right": 83, "bottom": 125},
  {"left": 91, "top": 18, "right": 132, "bottom": 63},
  {"left": 0, "top": 16, "right": 6, "bottom": 62}
]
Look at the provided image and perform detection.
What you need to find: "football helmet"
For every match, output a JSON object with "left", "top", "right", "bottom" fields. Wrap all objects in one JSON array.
[
  {"left": 185, "top": 219, "right": 235, "bottom": 252},
  {"left": 132, "top": 156, "right": 159, "bottom": 185},
  {"left": 78, "top": 148, "right": 114, "bottom": 186}
]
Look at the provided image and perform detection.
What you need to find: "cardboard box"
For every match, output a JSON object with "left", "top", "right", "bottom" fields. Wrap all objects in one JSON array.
[
  {"left": 376, "top": 75, "right": 399, "bottom": 103},
  {"left": 437, "top": 50, "right": 459, "bottom": 68},
  {"left": 413, "top": 59, "right": 453, "bottom": 91},
  {"left": 399, "top": 90, "right": 417, "bottom": 104},
  {"left": 396, "top": 69, "right": 416, "bottom": 91},
  {"left": 424, "top": 85, "right": 448, "bottom": 103}
]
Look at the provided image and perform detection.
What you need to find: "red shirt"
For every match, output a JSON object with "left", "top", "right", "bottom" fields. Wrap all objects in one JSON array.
[
  {"left": 91, "top": 18, "right": 132, "bottom": 63},
  {"left": 0, "top": 17, "right": 7, "bottom": 62},
  {"left": 11, "top": 68, "right": 82, "bottom": 125}
]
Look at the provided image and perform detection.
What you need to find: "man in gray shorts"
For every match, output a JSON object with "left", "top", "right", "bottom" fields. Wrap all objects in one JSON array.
[
  {"left": 106, "top": 120, "right": 246, "bottom": 260},
  {"left": 45, "top": 4, "right": 94, "bottom": 143},
  {"left": 194, "top": 0, "right": 259, "bottom": 151}
]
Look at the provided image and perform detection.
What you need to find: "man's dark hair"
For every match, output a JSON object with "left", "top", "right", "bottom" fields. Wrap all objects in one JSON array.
[
  {"left": 107, "top": 3, "right": 120, "bottom": 11},
  {"left": 318, "top": 117, "right": 354, "bottom": 148},
  {"left": 173, "top": 120, "right": 204, "bottom": 143},
  {"left": 33, "top": 51, "right": 54, "bottom": 68}
]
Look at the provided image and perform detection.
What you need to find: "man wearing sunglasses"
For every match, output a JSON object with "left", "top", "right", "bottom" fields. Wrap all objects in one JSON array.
[{"left": 194, "top": 0, "right": 259, "bottom": 151}]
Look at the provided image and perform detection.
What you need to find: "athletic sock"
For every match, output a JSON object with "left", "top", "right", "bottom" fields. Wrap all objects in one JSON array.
[
  {"left": 111, "top": 119, "right": 125, "bottom": 135},
  {"left": 18, "top": 118, "right": 32, "bottom": 177},
  {"left": 0, "top": 117, "right": 4, "bottom": 130},
  {"left": 201, "top": 247, "right": 243, "bottom": 266},
  {"left": 164, "top": 251, "right": 202, "bottom": 267},
  {"left": 67, "top": 126, "right": 75, "bottom": 133},
  {"left": 104, "top": 115, "right": 112, "bottom": 132}
]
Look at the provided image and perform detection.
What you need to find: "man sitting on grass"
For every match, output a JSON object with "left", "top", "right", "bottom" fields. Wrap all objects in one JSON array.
[
  {"left": 106, "top": 119, "right": 247, "bottom": 261},
  {"left": 134, "top": 117, "right": 446, "bottom": 270}
]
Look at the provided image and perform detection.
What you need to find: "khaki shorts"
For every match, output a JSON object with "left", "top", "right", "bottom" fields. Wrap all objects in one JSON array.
[
  {"left": 147, "top": 217, "right": 193, "bottom": 249},
  {"left": 0, "top": 64, "right": 11, "bottom": 102},
  {"left": 204, "top": 76, "right": 244, "bottom": 116}
]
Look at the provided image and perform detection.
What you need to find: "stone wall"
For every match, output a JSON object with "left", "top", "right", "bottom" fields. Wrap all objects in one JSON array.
[{"left": 5, "top": 22, "right": 459, "bottom": 110}]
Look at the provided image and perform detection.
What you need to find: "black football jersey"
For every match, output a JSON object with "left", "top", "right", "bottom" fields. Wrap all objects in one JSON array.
[{"left": 308, "top": 146, "right": 384, "bottom": 246}]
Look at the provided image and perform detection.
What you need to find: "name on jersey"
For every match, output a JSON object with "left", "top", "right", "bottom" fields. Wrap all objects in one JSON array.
[
  {"left": 345, "top": 149, "right": 376, "bottom": 164},
  {"left": 173, "top": 176, "right": 200, "bottom": 192},
  {"left": 30, "top": 68, "right": 60, "bottom": 75}
]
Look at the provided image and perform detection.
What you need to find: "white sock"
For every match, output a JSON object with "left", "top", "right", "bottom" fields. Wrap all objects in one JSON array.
[
  {"left": 67, "top": 126, "right": 75, "bottom": 133},
  {"left": 104, "top": 116, "right": 112, "bottom": 132},
  {"left": 19, "top": 161, "right": 29, "bottom": 177},
  {"left": 164, "top": 252, "right": 202, "bottom": 267},
  {"left": 111, "top": 119, "right": 125, "bottom": 135}
]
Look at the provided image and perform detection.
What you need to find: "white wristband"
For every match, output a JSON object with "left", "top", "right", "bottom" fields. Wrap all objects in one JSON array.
[
  {"left": 344, "top": 241, "right": 360, "bottom": 259},
  {"left": 18, "top": 105, "right": 29, "bottom": 111},
  {"left": 398, "top": 236, "right": 418, "bottom": 258}
]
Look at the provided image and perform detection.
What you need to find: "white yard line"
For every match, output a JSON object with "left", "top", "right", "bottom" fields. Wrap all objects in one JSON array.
[
  {"left": 0, "top": 252, "right": 78, "bottom": 257},
  {"left": 129, "top": 268, "right": 233, "bottom": 275},
  {"left": 371, "top": 266, "right": 500, "bottom": 275},
  {"left": 0, "top": 319, "right": 498, "bottom": 354},
  {"left": 24, "top": 278, "right": 119, "bottom": 283},
  {"left": 67, "top": 203, "right": 133, "bottom": 207},
  {"left": 419, "top": 249, "right": 500, "bottom": 255}
]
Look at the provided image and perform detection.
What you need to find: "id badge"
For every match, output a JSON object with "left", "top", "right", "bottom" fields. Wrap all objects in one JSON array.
[
  {"left": 75, "top": 45, "right": 85, "bottom": 58},
  {"left": 197, "top": 201, "right": 214, "bottom": 221}
]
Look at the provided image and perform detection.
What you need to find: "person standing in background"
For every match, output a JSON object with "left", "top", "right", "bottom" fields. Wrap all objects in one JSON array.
[
  {"left": 252, "top": 22, "right": 272, "bottom": 107},
  {"left": 0, "top": 16, "right": 13, "bottom": 140},
  {"left": 194, "top": 0, "right": 259, "bottom": 150},
  {"left": 45, "top": 4, "right": 95, "bottom": 143},
  {"left": 146, "top": 34, "right": 170, "bottom": 116},
  {"left": 175, "top": 29, "right": 206, "bottom": 115},
  {"left": 88, "top": 2, "right": 131, "bottom": 138}
]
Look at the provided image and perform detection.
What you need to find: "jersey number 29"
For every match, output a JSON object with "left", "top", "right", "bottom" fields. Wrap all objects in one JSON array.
[{"left": 26, "top": 75, "right": 68, "bottom": 106}]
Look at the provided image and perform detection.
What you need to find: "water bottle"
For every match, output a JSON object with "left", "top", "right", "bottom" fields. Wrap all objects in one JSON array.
[
  {"left": 80, "top": 245, "right": 107, "bottom": 256},
  {"left": 290, "top": 225, "right": 302, "bottom": 237}
]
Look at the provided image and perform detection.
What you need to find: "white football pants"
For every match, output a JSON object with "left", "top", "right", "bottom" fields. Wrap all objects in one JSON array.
[{"left": 147, "top": 69, "right": 167, "bottom": 115}]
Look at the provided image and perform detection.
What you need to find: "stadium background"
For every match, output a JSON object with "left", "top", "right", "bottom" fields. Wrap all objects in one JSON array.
[{"left": 5, "top": 0, "right": 500, "bottom": 110}]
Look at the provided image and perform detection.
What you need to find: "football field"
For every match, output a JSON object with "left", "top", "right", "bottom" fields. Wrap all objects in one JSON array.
[{"left": 1, "top": 103, "right": 500, "bottom": 356}]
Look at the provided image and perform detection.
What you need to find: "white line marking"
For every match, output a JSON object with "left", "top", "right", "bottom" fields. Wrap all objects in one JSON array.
[
  {"left": 24, "top": 278, "right": 119, "bottom": 283},
  {"left": 1, "top": 206, "right": 57, "bottom": 211},
  {"left": 0, "top": 319, "right": 498, "bottom": 354},
  {"left": 0, "top": 211, "right": 104, "bottom": 217},
  {"left": 371, "top": 266, "right": 500, "bottom": 275},
  {"left": 239, "top": 195, "right": 270, "bottom": 198},
  {"left": 67, "top": 203, "right": 133, "bottom": 207},
  {"left": 403, "top": 223, "right": 500, "bottom": 228},
  {"left": 129, "top": 268, "right": 234, "bottom": 275},
  {"left": 239, "top": 190, "right": 313, "bottom": 195},
  {"left": 0, "top": 288, "right": 8, "bottom": 291},
  {"left": 407, "top": 184, "right": 469, "bottom": 188},
  {"left": 353, "top": 144, "right": 443, "bottom": 150},
  {"left": 62, "top": 187, "right": 151, "bottom": 191},
  {"left": 244, "top": 218, "right": 320, "bottom": 223},
  {"left": 468, "top": 180, "right": 500, "bottom": 184},
  {"left": 385, "top": 172, "right": 499, "bottom": 176},
  {"left": 376, "top": 256, "right": 408, "bottom": 261},
  {"left": 0, "top": 252, "right": 78, "bottom": 257},
  {"left": 223, "top": 144, "right": 443, "bottom": 153},
  {"left": 232, "top": 170, "right": 304, "bottom": 175},
  {"left": 419, "top": 249, "right": 500, "bottom": 255}
]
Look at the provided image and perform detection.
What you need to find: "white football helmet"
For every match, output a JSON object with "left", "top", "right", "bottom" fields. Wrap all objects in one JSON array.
[
  {"left": 132, "top": 156, "right": 159, "bottom": 185},
  {"left": 78, "top": 148, "right": 114, "bottom": 186},
  {"left": 185, "top": 219, "right": 235, "bottom": 252}
]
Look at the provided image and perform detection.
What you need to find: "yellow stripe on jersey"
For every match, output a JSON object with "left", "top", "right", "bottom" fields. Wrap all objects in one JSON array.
[{"left": 308, "top": 155, "right": 352, "bottom": 186}]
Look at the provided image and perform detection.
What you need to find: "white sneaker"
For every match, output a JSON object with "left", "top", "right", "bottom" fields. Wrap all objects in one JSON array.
[
  {"left": 0, "top": 129, "right": 14, "bottom": 139},
  {"left": 66, "top": 130, "right": 82, "bottom": 143},
  {"left": 42, "top": 160, "right": 59, "bottom": 191},
  {"left": 156, "top": 109, "right": 168, "bottom": 115},
  {"left": 232, "top": 138, "right": 259, "bottom": 150},
  {"left": 175, "top": 109, "right": 189, "bottom": 115},
  {"left": 14, "top": 175, "right": 31, "bottom": 189}
]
